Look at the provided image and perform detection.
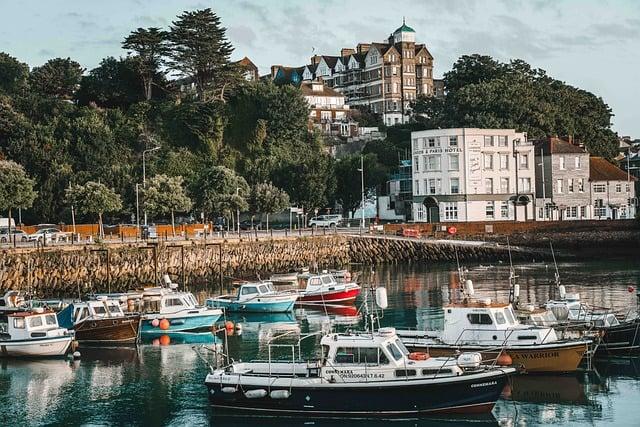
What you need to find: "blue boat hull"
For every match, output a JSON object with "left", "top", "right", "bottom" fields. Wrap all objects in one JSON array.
[
  {"left": 140, "top": 312, "right": 221, "bottom": 335},
  {"left": 207, "top": 299, "right": 295, "bottom": 313}
]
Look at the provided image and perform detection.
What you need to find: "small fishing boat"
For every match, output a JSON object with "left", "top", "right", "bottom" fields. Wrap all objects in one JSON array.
[
  {"left": 206, "top": 282, "right": 297, "bottom": 313},
  {"left": 297, "top": 273, "right": 360, "bottom": 304},
  {"left": 130, "top": 284, "right": 222, "bottom": 336},
  {"left": 0, "top": 309, "right": 74, "bottom": 357},
  {"left": 57, "top": 297, "right": 141, "bottom": 345},
  {"left": 397, "top": 280, "right": 593, "bottom": 373},
  {"left": 0, "top": 290, "right": 28, "bottom": 314}
]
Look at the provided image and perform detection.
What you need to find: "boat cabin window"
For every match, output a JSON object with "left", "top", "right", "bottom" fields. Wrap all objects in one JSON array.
[
  {"left": 321, "top": 276, "right": 333, "bottom": 285},
  {"left": 517, "top": 335, "right": 537, "bottom": 340},
  {"left": 309, "top": 278, "right": 322, "bottom": 287},
  {"left": 108, "top": 305, "right": 121, "bottom": 314},
  {"left": 395, "top": 369, "right": 416, "bottom": 377},
  {"left": 93, "top": 306, "right": 107, "bottom": 315},
  {"left": 386, "top": 343, "right": 403, "bottom": 361},
  {"left": 494, "top": 311, "right": 506, "bottom": 325},
  {"left": 165, "top": 298, "right": 184, "bottom": 307},
  {"left": 322, "top": 344, "right": 330, "bottom": 362},
  {"left": 241, "top": 287, "right": 259, "bottom": 296},
  {"left": 335, "top": 347, "right": 383, "bottom": 365},
  {"left": 29, "top": 316, "right": 43, "bottom": 328},
  {"left": 504, "top": 308, "right": 515, "bottom": 324},
  {"left": 395, "top": 339, "right": 409, "bottom": 355},
  {"left": 422, "top": 368, "right": 453, "bottom": 376},
  {"left": 13, "top": 317, "right": 25, "bottom": 329},
  {"left": 467, "top": 313, "right": 493, "bottom": 325},
  {"left": 0, "top": 300, "right": 5, "bottom": 307},
  {"left": 258, "top": 285, "right": 269, "bottom": 294},
  {"left": 77, "top": 307, "right": 89, "bottom": 321},
  {"left": 45, "top": 314, "right": 57, "bottom": 326},
  {"left": 144, "top": 300, "right": 161, "bottom": 312}
]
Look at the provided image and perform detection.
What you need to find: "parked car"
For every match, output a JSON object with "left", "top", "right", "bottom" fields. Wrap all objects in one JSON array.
[
  {"left": 308, "top": 214, "right": 342, "bottom": 228},
  {"left": 0, "top": 228, "right": 28, "bottom": 243},
  {"left": 240, "top": 219, "right": 262, "bottom": 230},
  {"left": 27, "top": 228, "right": 60, "bottom": 242},
  {"left": 213, "top": 217, "right": 226, "bottom": 232}
]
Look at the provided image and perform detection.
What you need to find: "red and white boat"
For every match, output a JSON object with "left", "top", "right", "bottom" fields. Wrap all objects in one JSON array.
[{"left": 297, "top": 273, "right": 361, "bottom": 304}]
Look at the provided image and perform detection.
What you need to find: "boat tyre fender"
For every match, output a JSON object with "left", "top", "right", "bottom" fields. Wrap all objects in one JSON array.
[{"left": 408, "top": 352, "right": 429, "bottom": 361}]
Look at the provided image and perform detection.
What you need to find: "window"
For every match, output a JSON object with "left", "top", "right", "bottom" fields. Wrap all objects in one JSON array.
[
  {"left": 93, "top": 306, "right": 107, "bottom": 314},
  {"left": 557, "top": 179, "right": 563, "bottom": 194},
  {"left": 500, "top": 178, "right": 509, "bottom": 194},
  {"left": 595, "top": 199, "right": 606, "bottom": 217},
  {"left": 499, "top": 154, "right": 509, "bottom": 170},
  {"left": 568, "top": 179, "right": 574, "bottom": 193},
  {"left": 386, "top": 343, "right": 403, "bottom": 361},
  {"left": 413, "top": 156, "right": 419, "bottom": 171},
  {"left": 29, "top": 316, "right": 43, "bottom": 328},
  {"left": 428, "top": 138, "right": 438, "bottom": 148},
  {"left": 566, "top": 206, "right": 578, "bottom": 219},
  {"left": 501, "top": 201, "right": 509, "bottom": 218},
  {"left": 484, "top": 136, "right": 494, "bottom": 147},
  {"left": 449, "top": 136, "right": 458, "bottom": 147},
  {"left": 13, "top": 317, "right": 25, "bottom": 329},
  {"left": 165, "top": 298, "right": 184, "bottom": 306},
  {"left": 578, "top": 178, "right": 584, "bottom": 192},
  {"left": 427, "top": 155, "right": 441, "bottom": 171},
  {"left": 335, "top": 347, "right": 382, "bottom": 364},
  {"left": 580, "top": 206, "right": 586, "bottom": 218},
  {"left": 45, "top": 314, "right": 57, "bottom": 325},
  {"left": 575, "top": 156, "right": 581, "bottom": 169},
  {"left": 422, "top": 368, "right": 453, "bottom": 376},
  {"left": 258, "top": 284, "right": 269, "bottom": 294},
  {"left": 495, "top": 311, "right": 506, "bottom": 325},
  {"left": 559, "top": 156, "right": 566, "bottom": 170},
  {"left": 449, "top": 154, "right": 459, "bottom": 171},
  {"left": 519, "top": 177, "right": 531, "bottom": 192},
  {"left": 422, "top": 155, "right": 428, "bottom": 172},
  {"left": 428, "top": 179, "right": 436, "bottom": 194},
  {"left": 395, "top": 369, "right": 417, "bottom": 377},
  {"left": 486, "top": 202, "right": 495, "bottom": 219},
  {"left": 520, "top": 153, "right": 529, "bottom": 169},
  {"left": 467, "top": 313, "right": 493, "bottom": 325},
  {"left": 504, "top": 308, "right": 515, "bottom": 324},
  {"left": 485, "top": 178, "right": 493, "bottom": 194},
  {"left": 444, "top": 203, "right": 458, "bottom": 220},
  {"left": 498, "top": 136, "right": 508, "bottom": 147},
  {"left": 450, "top": 178, "right": 460, "bottom": 194},
  {"left": 483, "top": 153, "right": 493, "bottom": 170},
  {"left": 616, "top": 183, "right": 622, "bottom": 193},
  {"left": 594, "top": 183, "right": 606, "bottom": 193},
  {"left": 414, "top": 180, "right": 420, "bottom": 195},
  {"left": 626, "top": 184, "right": 630, "bottom": 192}
]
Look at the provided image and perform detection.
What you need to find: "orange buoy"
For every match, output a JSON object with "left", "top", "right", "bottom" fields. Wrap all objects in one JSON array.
[
  {"left": 159, "top": 335, "right": 171, "bottom": 346},
  {"left": 225, "top": 321, "right": 234, "bottom": 331},
  {"left": 159, "top": 319, "right": 170, "bottom": 330},
  {"left": 497, "top": 352, "right": 513, "bottom": 366},
  {"left": 408, "top": 352, "right": 430, "bottom": 361}
]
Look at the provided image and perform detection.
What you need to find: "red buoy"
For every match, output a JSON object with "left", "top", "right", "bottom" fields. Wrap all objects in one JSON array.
[
  {"left": 408, "top": 352, "right": 430, "bottom": 361},
  {"left": 159, "top": 319, "right": 170, "bottom": 330}
]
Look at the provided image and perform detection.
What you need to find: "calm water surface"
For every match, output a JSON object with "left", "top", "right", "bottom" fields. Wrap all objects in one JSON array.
[{"left": 1, "top": 260, "right": 639, "bottom": 426}]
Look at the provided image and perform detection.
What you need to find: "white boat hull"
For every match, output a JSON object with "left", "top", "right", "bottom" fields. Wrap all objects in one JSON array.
[{"left": 0, "top": 336, "right": 73, "bottom": 357}]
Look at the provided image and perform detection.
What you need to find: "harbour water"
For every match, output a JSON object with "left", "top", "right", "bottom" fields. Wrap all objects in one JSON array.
[{"left": 1, "top": 259, "right": 639, "bottom": 426}]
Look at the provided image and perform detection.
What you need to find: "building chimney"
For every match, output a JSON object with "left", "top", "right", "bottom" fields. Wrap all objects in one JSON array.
[
  {"left": 341, "top": 48, "right": 355, "bottom": 57},
  {"left": 357, "top": 43, "right": 371, "bottom": 53},
  {"left": 270, "top": 65, "right": 281, "bottom": 78},
  {"left": 311, "top": 55, "right": 322, "bottom": 65}
]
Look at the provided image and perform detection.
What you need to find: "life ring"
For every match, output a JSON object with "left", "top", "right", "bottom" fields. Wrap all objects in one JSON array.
[{"left": 408, "top": 352, "right": 430, "bottom": 361}]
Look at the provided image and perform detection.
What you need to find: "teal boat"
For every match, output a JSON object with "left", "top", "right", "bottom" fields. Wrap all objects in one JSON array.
[{"left": 206, "top": 282, "right": 297, "bottom": 313}]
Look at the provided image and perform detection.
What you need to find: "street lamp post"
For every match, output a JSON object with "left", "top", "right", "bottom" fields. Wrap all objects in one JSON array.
[
  {"left": 142, "top": 146, "right": 160, "bottom": 226},
  {"left": 135, "top": 183, "right": 141, "bottom": 237},
  {"left": 358, "top": 155, "right": 365, "bottom": 229}
]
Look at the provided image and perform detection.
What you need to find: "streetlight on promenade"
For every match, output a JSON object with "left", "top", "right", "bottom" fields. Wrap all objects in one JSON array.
[{"left": 357, "top": 155, "right": 365, "bottom": 229}]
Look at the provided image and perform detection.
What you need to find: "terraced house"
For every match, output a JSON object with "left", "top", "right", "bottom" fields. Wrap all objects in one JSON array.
[{"left": 270, "top": 21, "right": 436, "bottom": 126}]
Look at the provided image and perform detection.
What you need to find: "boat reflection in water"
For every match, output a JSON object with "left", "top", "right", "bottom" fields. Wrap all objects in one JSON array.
[{"left": 503, "top": 374, "right": 591, "bottom": 405}]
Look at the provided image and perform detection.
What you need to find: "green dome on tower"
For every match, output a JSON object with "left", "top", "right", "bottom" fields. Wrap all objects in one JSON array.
[{"left": 395, "top": 18, "right": 415, "bottom": 33}]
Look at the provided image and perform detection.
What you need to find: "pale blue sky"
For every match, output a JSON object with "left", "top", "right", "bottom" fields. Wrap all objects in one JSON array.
[{"left": 1, "top": 0, "right": 638, "bottom": 136}]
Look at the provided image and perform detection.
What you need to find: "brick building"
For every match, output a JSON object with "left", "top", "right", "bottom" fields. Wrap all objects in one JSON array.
[{"left": 299, "top": 81, "right": 358, "bottom": 138}]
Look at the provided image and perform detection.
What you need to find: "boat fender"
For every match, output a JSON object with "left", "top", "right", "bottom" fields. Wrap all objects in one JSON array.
[
  {"left": 269, "top": 390, "right": 291, "bottom": 399},
  {"left": 496, "top": 352, "right": 513, "bottom": 366},
  {"left": 151, "top": 318, "right": 160, "bottom": 328},
  {"left": 159, "top": 319, "right": 170, "bottom": 330},
  {"left": 73, "top": 351, "right": 81, "bottom": 359},
  {"left": 235, "top": 323, "right": 243, "bottom": 331},
  {"left": 221, "top": 387, "right": 237, "bottom": 394},
  {"left": 408, "top": 352, "right": 429, "bottom": 361},
  {"left": 244, "top": 389, "right": 268, "bottom": 399},
  {"left": 375, "top": 287, "right": 388, "bottom": 309}
]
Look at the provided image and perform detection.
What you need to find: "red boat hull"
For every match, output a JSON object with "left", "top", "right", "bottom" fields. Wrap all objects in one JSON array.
[{"left": 297, "top": 286, "right": 360, "bottom": 304}]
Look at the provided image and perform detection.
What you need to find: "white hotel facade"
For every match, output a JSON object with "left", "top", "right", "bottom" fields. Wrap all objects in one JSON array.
[{"left": 410, "top": 128, "right": 535, "bottom": 222}]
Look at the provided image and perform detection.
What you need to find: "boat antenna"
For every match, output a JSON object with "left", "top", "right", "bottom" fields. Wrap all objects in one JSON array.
[
  {"left": 550, "top": 241, "right": 561, "bottom": 299},
  {"left": 507, "top": 238, "right": 517, "bottom": 304}
]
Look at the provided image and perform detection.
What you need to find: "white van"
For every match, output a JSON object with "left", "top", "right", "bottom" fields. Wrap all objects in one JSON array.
[
  {"left": 0, "top": 218, "right": 16, "bottom": 229},
  {"left": 308, "top": 214, "right": 342, "bottom": 228}
]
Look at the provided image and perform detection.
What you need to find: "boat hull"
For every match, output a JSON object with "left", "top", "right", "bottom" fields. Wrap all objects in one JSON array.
[
  {"left": 405, "top": 342, "right": 588, "bottom": 373},
  {"left": 298, "top": 287, "right": 360, "bottom": 305},
  {"left": 74, "top": 315, "right": 141, "bottom": 344},
  {"left": 207, "top": 298, "right": 296, "bottom": 313},
  {"left": 596, "top": 319, "right": 640, "bottom": 356},
  {"left": 0, "top": 336, "right": 73, "bottom": 357},
  {"left": 206, "top": 370, "right": 510, "bottom": 416},
  {"left": 140, "top": 311, "right": 221, "bottom": 335}
]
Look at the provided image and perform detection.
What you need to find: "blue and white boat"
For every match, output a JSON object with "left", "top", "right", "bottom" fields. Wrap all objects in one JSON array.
[
  {"left": 206, "top": 282, "right": 297, "bottom": 313},
  {"left": 132, "top": 286, "right": 223, "bottom": 336}
]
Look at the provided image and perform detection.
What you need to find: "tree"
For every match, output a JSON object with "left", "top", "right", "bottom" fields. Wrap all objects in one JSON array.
[
  {"left": 29, "top": 57, "right": 84, "bottom": 99},
  {"left": 0, "top": 53, "right": 29, "bottom": 95},
  {"left": 143, "top": 174, "right": 192, "bottom": 236},
  {"left": 65, "top": 181, "right": 122, "bottom": 238},
  {"left": 249, "top": 182, "right": 289, "bottom": 230},
  {"left": 0, "top": 160, "right": 37, "bottom": 232},
  {"left": 75, "top": 57, "right": 146, "bottom": 108},
  {"left": 334, "top": 154, "right": 388, "bottom": 218},
  {"left": 168, "top": 8, "right": 241, "bottom": 101},
  {"left": 122, "top": 27, "right": 169, "bottom": 101},
  {"left": 191, "top": 165, "right": 248, "bottom": 223}
]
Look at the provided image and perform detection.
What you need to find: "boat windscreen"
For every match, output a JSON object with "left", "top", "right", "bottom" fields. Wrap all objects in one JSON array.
[{"left": 386, "top": 343, "right": 403, "bottom": 361}]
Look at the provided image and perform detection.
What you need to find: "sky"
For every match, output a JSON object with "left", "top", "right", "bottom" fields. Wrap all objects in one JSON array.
[{"left": 1, "top": 0, "right": 639, "bottom": 136}]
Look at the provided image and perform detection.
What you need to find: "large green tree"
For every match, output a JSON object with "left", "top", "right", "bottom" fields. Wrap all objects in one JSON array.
[
  {"left": 412, "top": 55, "right": 619, "bottom": 159},
  {"left": 168, "top": 8, "right": 241, "bottom": 101},
  {"left": 122, "top": 27, "right": 169, "bottom": 101},
  {"left": 0, "top": 53, "right": 29, "bottom": 95},
  {"left": 29, "top": 57, "right": 84, "bottom": 99},
  {"left": 333, "top": 154, "right": 387, "bottom": 218},
  {"left": 65, "top": 181, "right": 122, "bottom": 238},
  {"left": 0, "top": 160, "right": 37, "bottom": 231},
  {"left": 191, "top": 165, "right": 249, "bottom": 222},
  {"left": 75, "top": 57, "right": 146, "bottom": 108},
  {"left": 249, "top": 182, "right": 289, "bottom": 230},
  {"left": 143, "top": 174, "right": 192, "bottom": 236}
]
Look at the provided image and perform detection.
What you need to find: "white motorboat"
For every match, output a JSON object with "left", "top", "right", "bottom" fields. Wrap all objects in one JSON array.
[{"left": 0, "top": 309, "right": 74, "bottom": 357}]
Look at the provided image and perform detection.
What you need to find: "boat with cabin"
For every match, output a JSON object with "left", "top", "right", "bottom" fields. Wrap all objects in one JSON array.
[
  {"left": 0, "top": 309, "right": 74, "bottom": 357},
  {"left": 206, "top": 282, "right": 298, "bottom": 313},
  {"left": 297, "top": 272, "right": 361, "bottom": 304},
  {"left": 397, "top": 279, "right": 592, "bottom": 373},
  {"left": 0, "top": 290, "right": 28, "bottom": 314},
  {"left": 56, "top": 297, "right": 141, "bottom": 345}
]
